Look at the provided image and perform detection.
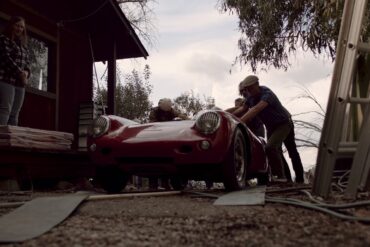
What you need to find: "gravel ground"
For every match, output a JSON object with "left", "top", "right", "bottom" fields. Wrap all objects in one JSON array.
[{"left": 1, "top": 184, "right": 370, "bottom": 247}]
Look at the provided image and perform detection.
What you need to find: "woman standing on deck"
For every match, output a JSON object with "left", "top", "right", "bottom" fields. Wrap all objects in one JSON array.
[{"left": 0, "top": 16, "right": 30, "bottom": 126}]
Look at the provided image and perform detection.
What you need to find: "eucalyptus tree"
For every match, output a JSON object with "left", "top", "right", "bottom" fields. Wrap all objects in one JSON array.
[
  {"left": 117, "top": 0, "right": 157, "bottom": 48},
  {"left": 218, "top": 0, "right": 370, "bottom": 72},
  {"left": 219, "top": 0, "right": 370, "bottom": 149}
]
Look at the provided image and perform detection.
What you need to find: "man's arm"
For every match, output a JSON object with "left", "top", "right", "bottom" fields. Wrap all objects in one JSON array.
[
  {"left": 225, "top": 106, "right": 239, "bottom": 113},
  {"left": 178, "top": 113, "right": 189, "bottom": 120},
  {"left": 226, "top": 105, "right": 248, "bottom": 117},
  {"left": 240, "top": 100, "right": 268, "bottom": 123}
]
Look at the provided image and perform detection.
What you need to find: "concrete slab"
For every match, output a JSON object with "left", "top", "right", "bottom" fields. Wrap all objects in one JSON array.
[{"left": 213, "top": 186, "right": 266, "bottom": 206}]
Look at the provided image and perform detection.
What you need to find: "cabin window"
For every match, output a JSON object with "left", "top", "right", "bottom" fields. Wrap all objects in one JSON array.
[{"left": 28, "top": 37, "right": 49, "bottom": 91}]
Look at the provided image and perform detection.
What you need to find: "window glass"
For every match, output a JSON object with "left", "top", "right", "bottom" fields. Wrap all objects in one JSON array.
[{"left": 28, "top": 37, "right": 49, "bottom": 91}]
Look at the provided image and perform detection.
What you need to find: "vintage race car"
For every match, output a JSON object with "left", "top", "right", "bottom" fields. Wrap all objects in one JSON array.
[{"left": 88, "top": 110, "right": 269, "bottom": 193}]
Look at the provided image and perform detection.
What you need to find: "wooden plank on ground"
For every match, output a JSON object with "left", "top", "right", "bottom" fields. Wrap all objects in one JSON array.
[
  {"left": 0, "top": 194, "right": 88, "bottom": 243},
  {"left": 213, "top": 186, "right": 266, "bottom": 206}
]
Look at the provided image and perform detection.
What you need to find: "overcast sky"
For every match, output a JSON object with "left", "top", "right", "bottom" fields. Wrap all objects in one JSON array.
[{"left": 98, "top": 0, "right": 334, "bottom": 170}]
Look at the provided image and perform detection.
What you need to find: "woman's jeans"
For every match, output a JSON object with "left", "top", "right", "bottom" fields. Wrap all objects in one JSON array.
[{"left": 0, "top": 81, "right": 25, "bottom": 126}]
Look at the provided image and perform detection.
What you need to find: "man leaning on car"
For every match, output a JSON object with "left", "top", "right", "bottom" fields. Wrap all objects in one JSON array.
[{"left": 229, "top": 75, "right": 304, "bottom": 184}]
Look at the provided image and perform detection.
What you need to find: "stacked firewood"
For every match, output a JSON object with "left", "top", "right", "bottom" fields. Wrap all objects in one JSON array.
[{"left": 0, "top": 125, "right": 74, "bottom": 150}]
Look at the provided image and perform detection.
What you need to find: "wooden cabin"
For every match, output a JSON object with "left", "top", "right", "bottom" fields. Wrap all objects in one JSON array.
[{"left": 0, "top": 0, "right": 148, "bottom": 183}]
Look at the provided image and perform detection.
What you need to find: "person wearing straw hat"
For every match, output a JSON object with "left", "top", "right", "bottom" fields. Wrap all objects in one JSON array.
[
  {"left": 148, "top": 98, "right": 187, "bottom": 190},
  {"left": 149, "top": 98, "right": 187, "bottom": 122},
  {"left": 236, "top": 75, "right": 304, "bottom": 183}
]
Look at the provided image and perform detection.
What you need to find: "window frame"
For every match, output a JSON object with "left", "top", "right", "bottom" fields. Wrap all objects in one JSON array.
[{"left": 26, "top": 27, "right": 56, "bottom": 97}]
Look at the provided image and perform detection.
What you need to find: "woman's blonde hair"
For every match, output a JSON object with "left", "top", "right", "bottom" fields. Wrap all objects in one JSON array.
[{"left": 3, "top": 16, "right": 28, "bottom": 46}]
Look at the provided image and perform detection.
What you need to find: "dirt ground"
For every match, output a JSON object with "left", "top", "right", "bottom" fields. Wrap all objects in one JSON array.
[{"left": 1, "top": 183, "right": 370, "bottom": 247}]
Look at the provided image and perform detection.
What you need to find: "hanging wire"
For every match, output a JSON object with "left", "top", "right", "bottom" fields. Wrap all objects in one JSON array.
[
  {"left": 100, "top": 67, "right": 108, "bottom": 81},
  {"left": 337, "top": 170, "right": 350, "bottom": 188},
  {"left": 265, "top": 196, "right": 370, "bottom": 223},
  {"left": 88, "top": 34, "right": 106, "bottom": 115},
  {"left": 300, "top": 190, "right": 370, "bottom": 209},
  {"left": 58, "top": 0, "right": 110, "bottom": 25},
  {"left": 185, "top": 187, "right": 370, "bottom": 223}
]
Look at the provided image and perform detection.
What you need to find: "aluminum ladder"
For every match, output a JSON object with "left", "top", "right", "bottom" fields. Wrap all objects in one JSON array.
[{"left": 313, "top": 0, "right": 370, "bottom": 199}]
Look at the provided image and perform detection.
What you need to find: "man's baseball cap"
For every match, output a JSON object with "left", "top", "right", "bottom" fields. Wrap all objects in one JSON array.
[{"left": 239, "top": 75, "right": 259, "bottom": 90}]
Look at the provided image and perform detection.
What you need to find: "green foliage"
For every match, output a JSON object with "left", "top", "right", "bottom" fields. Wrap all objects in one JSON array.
[
  {"left": 173, "top": 91, "right": 207, "bottom": 117},
  {"left": 219, "top": 0, "right": 362, "bottom": 71},
  {"left": 118, "top": 68, "right": 153, "bottom": 122},
  {"left": 95, "top": 65, "right": 153, "bottom": 122}
]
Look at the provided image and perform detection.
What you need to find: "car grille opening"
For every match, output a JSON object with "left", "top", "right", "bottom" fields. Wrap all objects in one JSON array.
[
  {"left": 101, "top": 147, "right": 112, "bottom": 155},
  {"left": 116, "top": 157, "right": 173, "bottom": 164},
  {"left": 178, "top": 145, "right": 192, "bottom": 154}
]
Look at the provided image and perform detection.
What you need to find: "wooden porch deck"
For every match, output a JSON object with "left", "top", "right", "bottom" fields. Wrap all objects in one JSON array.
[{"left": 0, "top": 147, "right": 95, "bottom": 181}]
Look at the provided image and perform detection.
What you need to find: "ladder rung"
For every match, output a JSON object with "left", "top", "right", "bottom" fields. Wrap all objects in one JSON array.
[
  {"left": 349, "top": 97, "right": 370, "bottom": 104},
  {"left": 338, "top": 147, "right": 356, "bottom": 154},
  {"left": 358, "top": 42, "right": 370, "bottom": 53},
  {"left": 338, "top": 142, "right": 358, "bottom": 154},
  {"left": 338, "top": 141, "right": 358, "bottom": 147}
]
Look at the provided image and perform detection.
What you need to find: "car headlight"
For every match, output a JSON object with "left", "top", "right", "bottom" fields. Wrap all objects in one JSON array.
[
  {"left": 90, "top": 116, "right": 110, "bottom": 138},
  {"left": 195, "top": 111, "right": 221, "bottom": 134}
]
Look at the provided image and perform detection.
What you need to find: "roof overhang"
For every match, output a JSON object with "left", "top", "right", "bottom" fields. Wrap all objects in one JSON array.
[{"left": 14, "top": 0, "right": 148, "bottom": 61}]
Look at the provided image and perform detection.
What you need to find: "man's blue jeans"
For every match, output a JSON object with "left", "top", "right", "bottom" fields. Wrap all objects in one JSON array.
[{"left": 0, "top": 81, "right": 25, "bottom": 126}]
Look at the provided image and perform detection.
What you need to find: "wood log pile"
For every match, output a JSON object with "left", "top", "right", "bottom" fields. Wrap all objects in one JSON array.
[{"left": 0, "top": 126, "right": 74, "bottom": 150}]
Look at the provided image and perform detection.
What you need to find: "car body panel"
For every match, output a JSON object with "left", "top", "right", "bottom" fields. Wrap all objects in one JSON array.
[{"left": 88, "top": 111, "right": 268, "bottom": 180}]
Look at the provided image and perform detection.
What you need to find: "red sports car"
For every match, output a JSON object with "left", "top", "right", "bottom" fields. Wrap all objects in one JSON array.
[{"left": 88, "top": 110, "right": 269, "bottom": 193}]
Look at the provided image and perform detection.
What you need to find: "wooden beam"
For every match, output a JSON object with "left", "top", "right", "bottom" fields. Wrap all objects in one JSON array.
[{"left": 107, "top": 41, "right": 116, "bottom": 115}]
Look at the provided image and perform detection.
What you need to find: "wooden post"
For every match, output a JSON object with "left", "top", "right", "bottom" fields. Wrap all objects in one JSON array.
[{"left": 107, "top": 41, "right": 116, "bottom": 115}]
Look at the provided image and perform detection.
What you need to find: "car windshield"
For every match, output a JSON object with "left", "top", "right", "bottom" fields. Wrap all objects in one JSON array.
[{"left": 117, "top": 118, "right": 140, "bottom": 126}]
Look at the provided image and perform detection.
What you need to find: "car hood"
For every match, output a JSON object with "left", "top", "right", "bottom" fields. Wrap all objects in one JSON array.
[{"left": 108, "top": 120, "right": 204, "bottom": 143}]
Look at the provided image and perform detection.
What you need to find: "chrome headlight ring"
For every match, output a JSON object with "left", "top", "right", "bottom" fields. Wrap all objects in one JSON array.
[
  {"left": 195, "top": 110, "right": 221, "bottom": 135},
  {"left": 90, "top": 116, "right": 110, "bottom": 138}
]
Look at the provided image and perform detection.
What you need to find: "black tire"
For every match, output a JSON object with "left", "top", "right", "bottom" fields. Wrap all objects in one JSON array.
[
  {"left": 205, "top": 179, "right": 213, "bottom": 189},
  {"left": 170, "top": 177, "right": 187, "bottom": 190},
  {"left": 223, "top": 128, "right": 248, "bottom": 191},
  {"left": 257, "top": 172, "right": 270, "bottom": 185},
  {"left": 95, "top": 167, "right": 128, "bottom": 194},
  {"left": 257, "top": 156, "right": 271, "bottom": 185}
]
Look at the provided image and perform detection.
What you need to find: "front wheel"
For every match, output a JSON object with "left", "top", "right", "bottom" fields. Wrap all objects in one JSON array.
[
  {"left": 170, "top": 177, "right": 188, "bottom": 190},
  {"left": 257, "top": 172, "right": 270, "bottom": 185},
  {"left": 257, "top": 153, "right": 271, "bottom": 185},
  {"left": 95, "top": 167, "right": 128, "bottom": 194},
  {"left": 223, "top": 128, "right": 248, "bottom": 191}
]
